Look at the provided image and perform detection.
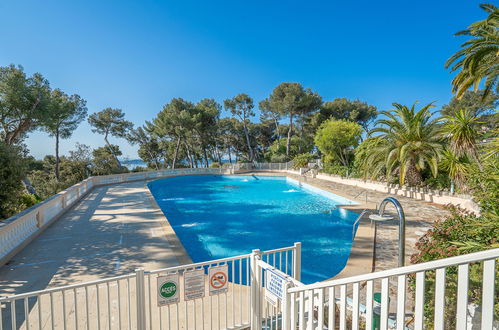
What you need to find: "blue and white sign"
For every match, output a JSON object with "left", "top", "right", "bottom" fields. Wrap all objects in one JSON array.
[{"left": 265, "top": 269, "right": 286, "bottom": 307}]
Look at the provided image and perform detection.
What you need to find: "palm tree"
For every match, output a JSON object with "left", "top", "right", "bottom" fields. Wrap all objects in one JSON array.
[
  {"left": 365, "top": 102, "right": 443, "bottom": 186},
  {"left": 483, "top": 110, "right": 499, "bottom": 160},
  {"left": 441, "top": 108, "right": 482, "bottom": 161},
  {"left": 440, "top": 149, "right": 471, "bottom": 192},
  {"left": 445, "top": 4, "right": 499, "bottom": 99}
]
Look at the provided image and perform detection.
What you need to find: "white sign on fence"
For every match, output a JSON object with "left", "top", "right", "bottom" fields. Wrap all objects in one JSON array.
[
  {"left": 157, "top": 273, "right": 180, "bottom": 306},
  {"left": 265, "top": 269, "right": 286, "bottom": 307},
  {"left": 184, "top": 269, "right": 205, "bottom": 300},
  {"left": 209, "top": 264, "right": 229, "bottom": 296}
]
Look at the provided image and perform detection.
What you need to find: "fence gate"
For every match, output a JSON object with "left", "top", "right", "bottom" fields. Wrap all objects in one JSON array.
[{"left": 0, "top": 243, "right": 301, "bottom": 330}]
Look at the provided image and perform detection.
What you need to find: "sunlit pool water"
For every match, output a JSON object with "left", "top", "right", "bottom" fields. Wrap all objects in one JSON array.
[{"left": 148, "top": 175, "right": 358, "bottom": 283}]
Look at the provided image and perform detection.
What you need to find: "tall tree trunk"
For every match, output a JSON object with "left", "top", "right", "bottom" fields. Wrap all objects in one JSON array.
[
  {"left": 184, "top": 142, "right": 194, "bottom": 168},
  {"left": 172, "top": 137, "right": 181, "bottom": 169},
  {"left": 228, "top": 146, "right": 232, "bottom": 163},
  {"left": 203, "top": 147, "right": 209, "bottom": 168},
  {"left": 243, "top": 123, "right": 254, "bottom": 162},
  {"left": 286, "top": 112, "right": 294, "bottom": 158},
  {"left": 104, "top": 133, "right": 121, "bottom": 168},
  {"left": 405, "top": 161, "right": 423, "bottom": 186},
  {"left": 274, "top": 118, "right": 280, "bottom": 140},
  {"left": 55, "top": 130, "right": 60, "bottom": 181}
]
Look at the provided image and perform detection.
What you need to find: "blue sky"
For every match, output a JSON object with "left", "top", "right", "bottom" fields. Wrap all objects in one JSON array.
[{"left": 0, "top": 0, "right": 486, "bottom": 159}]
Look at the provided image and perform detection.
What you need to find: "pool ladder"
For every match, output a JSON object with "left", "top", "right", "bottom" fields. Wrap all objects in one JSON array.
[{"left": 352, "top": 209, "right": 368, "bottom": 239}]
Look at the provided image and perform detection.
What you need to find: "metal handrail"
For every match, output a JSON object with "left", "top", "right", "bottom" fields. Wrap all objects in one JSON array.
[
  {"left": 378, "top": 197, "right": 406, "bottom": 267},
  {"left": 352, "top": 209, "right": 368, "bottom": 239},
  {"left": 353, "top": 189, "right": 369, "bottom": 204}
]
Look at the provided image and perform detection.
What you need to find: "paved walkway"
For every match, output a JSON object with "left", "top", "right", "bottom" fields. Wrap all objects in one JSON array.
[{"left": 0, "top": 181, "right": 190, "bottom": 297}]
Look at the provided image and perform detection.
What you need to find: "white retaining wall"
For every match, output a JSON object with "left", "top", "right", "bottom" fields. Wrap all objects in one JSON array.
[
  {"left": 310, "top": 171, "right": 480, "bottom": 213},
  {"left": 0, "top": 168, "right": 229, "bottom": 266}
]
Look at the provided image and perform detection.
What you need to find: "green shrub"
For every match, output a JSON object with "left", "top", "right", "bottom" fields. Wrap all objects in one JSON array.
[
  {"left": 210, "top": 162, "right": 220, "bottom": 168},
  {"left": 19, "top": 193, "right": 41, "bottom": 210},
  {"left": 0, "top": 143, "right": 28, "bottom": 220},
  {"left": 292, "top": 153, "right": 314, "bottom": 169},
  {"left": 270, "top": 154, "right": 288, "bottom": 163}
]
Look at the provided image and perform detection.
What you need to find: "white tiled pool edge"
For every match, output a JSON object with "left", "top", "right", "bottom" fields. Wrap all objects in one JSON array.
[{"left": 286, "top": 177, "right": 358, "bottom": 206}]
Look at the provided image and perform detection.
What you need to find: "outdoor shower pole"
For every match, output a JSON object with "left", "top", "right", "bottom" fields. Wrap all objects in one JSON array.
[{"left": 377, "top": 197, "right": 406, "bottom": 267}]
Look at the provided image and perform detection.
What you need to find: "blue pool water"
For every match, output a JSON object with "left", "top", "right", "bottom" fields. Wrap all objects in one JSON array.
[{"left": 148, "top": 175, "right": 359, "bottom": 283}]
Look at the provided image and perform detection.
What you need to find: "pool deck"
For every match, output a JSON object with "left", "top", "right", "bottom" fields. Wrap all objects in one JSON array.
[
  {"left": 0, "top": 171, "right": 449, "bottom": 299},
  {"left": 0, "top": 180, "right": 191, "bottom": 297}
]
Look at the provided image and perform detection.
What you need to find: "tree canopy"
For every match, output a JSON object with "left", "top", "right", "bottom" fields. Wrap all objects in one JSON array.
[
  {"left": 0, "top": 65, "right": 51, "bottom": 145},
  {"left": 314, "top": 119, "right": 363, "bottom": 168},
  {"left": 262, "top": 82, "right": 322, "bottom": 158},
  {"left": 446, "top": 3, "right": 499, "bottom": 98},
  {"left": 42, "top": 89, "right": 87, "bottom": 180},
  {"left": 88, "top": 108, "right": 133, "bottom": 167}
]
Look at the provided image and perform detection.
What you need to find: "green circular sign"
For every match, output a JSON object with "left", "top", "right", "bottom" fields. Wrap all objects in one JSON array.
[{"left": 159, "top": 281, "right": 177, "bottom": 298}]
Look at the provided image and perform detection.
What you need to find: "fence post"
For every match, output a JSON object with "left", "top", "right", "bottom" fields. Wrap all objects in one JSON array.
[
  {"left": 250, "top": 249, "right": 261, "bottom": 329},
  {"left": 282, "top": 281, "right": 292, "bottom": 330},
  {"left": 293, "top": 242, "right": 302, "bottom": 282},
  {"left": 135, "top": 268, "right": 147, "bottom": 330}
]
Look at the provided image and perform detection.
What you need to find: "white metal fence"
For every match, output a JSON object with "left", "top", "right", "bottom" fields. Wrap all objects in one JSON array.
[
  {"left": 279, "top": 247, "right": 499, "bottom": 330},
  {"left": 0, "top": 244, "right": 300, "bottom": 330},
  {"left": 228, "top": 162, "right": 293, "bottom": 172},
  {"left": 1, "top": 245, "right": 498, "bottom": 329}
]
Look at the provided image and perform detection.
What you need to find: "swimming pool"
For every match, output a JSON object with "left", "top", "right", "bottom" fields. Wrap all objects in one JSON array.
[{"left": 148, "top": 175, "right": 359, "bottom": 283}]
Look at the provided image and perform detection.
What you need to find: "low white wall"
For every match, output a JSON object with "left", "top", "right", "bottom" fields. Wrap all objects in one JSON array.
[
  {"left": 311, "top": 171, "right": 480, "bottom": 213},
  {"left": 0, "top": 167, "right": 229, "bottom": 266}
]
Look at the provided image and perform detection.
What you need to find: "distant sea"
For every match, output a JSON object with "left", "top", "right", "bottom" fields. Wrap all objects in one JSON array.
[
  {"left": 120, "top": 159, "right": 232, "bottom": 170},
  {"left": 121, "top": 159, "right": 148, "bottom": 170}
]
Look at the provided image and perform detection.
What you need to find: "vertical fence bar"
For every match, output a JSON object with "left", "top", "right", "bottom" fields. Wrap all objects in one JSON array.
[
  {"left": 284, "top": 283, "right": 292, "bottom": 330},
  {"left": 298, "top": 292, "right": 305, "bottom": 330},
  {"left": 127, "top": 278, "right": 131, "bottom": 329},
  {"left": 10, "top": 301, "right": 16, "bottom": 330},
  {"left": 293, "top": 242, "right": 302, "bottom": 282},
  {"left": 481, "top": 259, "right": 496, "bottom": 329},
  {"left": 317, "top": 288, "right": 324, "bottom": 330},
  {"left": 290, "top": 292, "right": 296, "bottom": 330},
  {"left": 434, "top": 268, "right": 446, "bottom": 330},
  {"left": 365, "top": 280, "right": 373, "bottom": 330},
  {"left": 135, "top": 268, "right": 146, "bottom": 330},
  {"left": 147, "top": 275, "right": 152, "bottom": 330},
  {"left": 396, "top": 275, "right": 406, "bottom": 330},
  {"left": 239, "top": 259, "right": 243, "bottom": 326},
  {"left": 414, "top": 271, "right": 425, "bottom": 330},
  {"left": 250, "top": 250, "right": 261, "bottom": 329},
  {"left": 231, "top": 260, "right": 235, "bottom": 328},
  {"left": 63, "top": 290, "right": 67, "bottom": 330},
  {"left": 97, "top": 285, "right": 101, "bottom": 330},
  {"left": 37, "top": 294, "right": 42, "bottom": 330},
  {"left": 118, "top": 280, "right": 122, "bottom": 330},
  {"left": 24, "top": 298, "right": 29, "bottom": 330},
  {"left": 352, "top": 282, "right": 360, "bottom": 330},
  {"left": 456, "top": 263, "right": 469, "bottom": 329},
  {"left": 306, "top": 290, "right": 313, "bottom": 330},
  {"left": 339, "top": 285, "right": 346, "bottom": 330},
  {"left": 50, "top": 292, "right": 54, "bottom": 329},
  {"left": 380, "top": 277, "right": 389, "bottom": 330},
  {"left": 328, "top": 287, "right": 335, "bottom": 330},
  {"left": 107, "top": 283, "right": 111, "bottom": 330},
  {"left": 85, "top": 286, "right": 90, "bottom": 330},
  {"left": 0, "top": 299, "right": 3, "bottom": 330}
]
